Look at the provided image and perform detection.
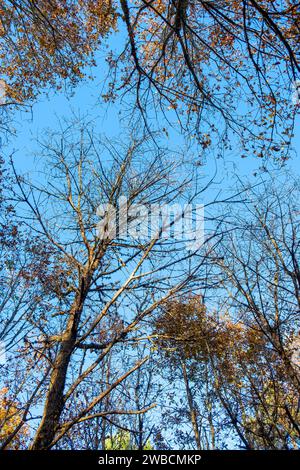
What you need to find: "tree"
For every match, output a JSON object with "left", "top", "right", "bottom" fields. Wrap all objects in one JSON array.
[
  {"left": 0, "top": 157, "right": 49, "bottom": 355},
  {"left": 154, "top": 296, "right": 222, "bottom": 450},
  {"left": 154, "top": 292, "right": 300, "bottom": 449},
  {"left": 2, "top": 118, "right": 221, "bottom": 450},
  {"left": 154, "top": 177, "right": 300, "bottom": 450},
  {"left": 108, "top": 0, "right": 300, "bottom": 157},
  {"left": 0, "top": 388, "right": 28, "bottom": 449},
  {"left": 0, "top": 0, "right": 116, "bottom": 103},
  {"left": 216, "top": 175, "right": 300, "bottom": 392},
  {"left": 154, "top": 174, "right": 300, "bottom": 449},
  {"left": 105, "top": 431, "right": 153, "bottom": 450},
  {"left": 212, "top": 174, "right": 300, "bottom": 448},
  {"left": 1, "top": 2, "right": 299, "bottom": 158}
]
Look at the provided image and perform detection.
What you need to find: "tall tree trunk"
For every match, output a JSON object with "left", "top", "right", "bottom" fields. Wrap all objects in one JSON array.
[
  {"left": 181, "top": 359, "right": 201, "bottom": 450},
  {"left": 30, "top": 283, "right": 86, "bottom": 449}
]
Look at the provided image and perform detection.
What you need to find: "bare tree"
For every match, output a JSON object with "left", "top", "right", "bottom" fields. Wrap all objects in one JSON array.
[
  {"left": 2, "top": 119, "right": 221, "bottom": 449},
  {"left": 217, "top": 175, "right": 300, "bottom": 392},
  {"left": 213, "top": 174, "right": 300, "bottom": 448},
  {"left": 152, "top": 174, "right": 300, "bottom": 450}
]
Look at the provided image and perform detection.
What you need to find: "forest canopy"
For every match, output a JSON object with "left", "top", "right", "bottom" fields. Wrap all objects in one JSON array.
[{"left": 0, "top": 0, "right": 299, "bottom": 453}]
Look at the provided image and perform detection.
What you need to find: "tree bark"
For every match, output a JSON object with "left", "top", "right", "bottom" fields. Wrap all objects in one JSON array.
[{"left": 30, "top": 282, "right": 86, "bottom": 449}]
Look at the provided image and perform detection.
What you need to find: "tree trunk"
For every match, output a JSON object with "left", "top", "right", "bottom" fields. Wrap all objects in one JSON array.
[
  {"left": 30, "top": 288, "right": 85, "bottom": 449},
  {"left": 181, "top": 359, "right": 201, "bottom": 450}
]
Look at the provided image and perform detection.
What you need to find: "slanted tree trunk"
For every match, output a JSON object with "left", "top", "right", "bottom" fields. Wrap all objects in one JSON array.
[{"left": 30, "top": 280, "right": 87, "bottom": 450}]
